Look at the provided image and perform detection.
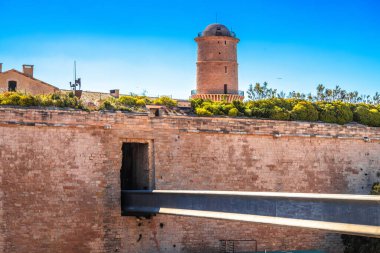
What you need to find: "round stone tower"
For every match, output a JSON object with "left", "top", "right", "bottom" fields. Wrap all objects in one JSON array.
[{"left": 191, "top": 23, "right": 243, "bottom": 102}]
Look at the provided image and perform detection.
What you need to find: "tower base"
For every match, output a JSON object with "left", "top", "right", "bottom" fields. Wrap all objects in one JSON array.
[{"left": 191, "top": 94, "right": 244, "bottom": 102}]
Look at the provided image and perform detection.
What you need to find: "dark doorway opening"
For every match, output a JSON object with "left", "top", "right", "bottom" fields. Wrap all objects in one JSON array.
[
  {"left": 8, "top": 81, "right": 17, "bottom": 91},
  {"left": 120, "top": 142, "right": 149, "bottom": 190},
  {"left": 224, "top": 84, "right": 228, "bottom": 94}
]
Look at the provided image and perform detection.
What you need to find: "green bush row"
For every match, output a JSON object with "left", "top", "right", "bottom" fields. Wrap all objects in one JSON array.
[
  {"left": 191, "top": 98, "right": 380, "bottom": 127},
  {"left": 0, "top": 92, "right": 178, "bottom": 112},
  {"left": 98, "top": 95, "right": 178, "bottom": 111},
  {"left": 0, "top": 92, "right": 86, "bottom": 110}
]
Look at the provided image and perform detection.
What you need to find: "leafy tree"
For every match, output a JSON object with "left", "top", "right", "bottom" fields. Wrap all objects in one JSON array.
[
  {"left": 247, "top": 82, "right": 380, "bottom": 105},
  {"left": 246, "top": 82, "right": 278, "bottom": 100},
  {"left": 316, "top": 84, "right": 325, "bottom": 101}
]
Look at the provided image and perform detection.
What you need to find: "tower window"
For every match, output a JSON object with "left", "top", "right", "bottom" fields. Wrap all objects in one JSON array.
[
  {"left": 225, "top": 66, "right": 228, "bottom": 73},
  {"left": 224, "top": 84, "right": 228, "bottom": 94},
  {"left": 219, "top": 52, "right": 221, "bottom": 55},
  {"left": 8, "top": 81, "right": 17, "bottom": 92},
  {"left": 225, "top": 41, "right": 227, "bottom": 45},
  {"left": 216, "top": 27, "right": 222, "bottom": 36}
]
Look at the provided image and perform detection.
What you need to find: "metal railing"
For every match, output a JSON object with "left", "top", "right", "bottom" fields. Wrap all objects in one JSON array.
[{"left": 197, "top": 31, "right": 237, "bottom": 38}]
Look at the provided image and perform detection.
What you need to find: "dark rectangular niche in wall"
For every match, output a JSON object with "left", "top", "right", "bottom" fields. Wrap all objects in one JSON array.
[{"left": 120, "top": 142, "right": 149, "bottom": 190}]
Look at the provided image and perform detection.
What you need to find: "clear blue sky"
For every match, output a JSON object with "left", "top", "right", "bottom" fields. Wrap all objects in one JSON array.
[{"left": 1, "top": 0, "right": 380, "bottom": 99}]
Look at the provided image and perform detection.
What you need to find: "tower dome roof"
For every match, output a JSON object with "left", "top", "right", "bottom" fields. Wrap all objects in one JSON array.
[{"left": 201, "top": 23, "right": 234, "bottom": 37}]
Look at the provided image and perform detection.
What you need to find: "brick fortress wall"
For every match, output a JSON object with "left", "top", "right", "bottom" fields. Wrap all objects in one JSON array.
[{"left": 0, "top": 107, "right": 379, "bottom": 253}]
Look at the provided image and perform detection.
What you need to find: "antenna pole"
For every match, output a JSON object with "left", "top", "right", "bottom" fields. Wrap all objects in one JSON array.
[
  {"left": 74, "top": 60, "right": 76, "bottom": 83},
  {"left": 69, "top": 60, "right": 81, "bottom": 92}
]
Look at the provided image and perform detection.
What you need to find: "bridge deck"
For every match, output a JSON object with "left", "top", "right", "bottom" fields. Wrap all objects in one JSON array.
[{"left": 121, "top": 190, "right": 380, "bottom": 238}]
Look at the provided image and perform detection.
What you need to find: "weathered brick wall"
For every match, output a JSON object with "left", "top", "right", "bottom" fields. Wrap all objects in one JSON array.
[{"left": 0, "top": 107, "right": 379, "bottom": 253}]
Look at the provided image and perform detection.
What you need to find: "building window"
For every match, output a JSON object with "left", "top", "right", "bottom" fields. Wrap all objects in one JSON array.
[
  {"left": 225, "top": 41, "right": 227, "bottom": 45},
  {"left": 224, "top": 84, "right": 228, "bottom": 94},
  {"left": 225, "top": 66, "right": 228, "bottom": 73},
  {"left": 8, "top": 81, "right": 17, "bottom": 92}
]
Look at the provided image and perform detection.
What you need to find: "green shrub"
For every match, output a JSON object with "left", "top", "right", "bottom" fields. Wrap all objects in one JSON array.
[
  {"left": 291, "top": 101, "right": 318, "bottom": 121},
  {"left": 98, "top": 100, "right": 114, "bottom": 110},
  {"left": 200, "top": 101, "right": 212, "bottom": 113},
  {"left": 273, "top": 98, "right": 298, "bottom": 111},
  {"left": 232, "top": 100, "right": 245, "bottom": 113},
  {"left": 153, "top": 96, "right": 177, "bottom": 107},
  {"left": 371, "top": 182, "right": 380, "bottom": 195},
  {"left": 195, "top": 107, "right": 212, "bottom": 116},
  {"left": 0, "top": 92, "right": 21, "bottom": 105},
  {"left": 317, "top": 101, "right": 353, "bottom": 125},
  {"left": 190, "top": 98, "right": 204, "bottom": 109},
  {"left": 201, "top": 101, "right": 224, "bottom": 115},
  {"left": 98, "top": 97, "right": 131, "bottom": 111},
  {"left": 247, "top": 99, "right": 277, "bottom": 118},
  {"left": 250, "top": 107, "right": 267, "bottom": 118},
  {"left": 221, "top": 104, "right": 234, "bottom": 114},
  {"left": 244, "top": 108, "right": 252, "bottom": 117},
  {"left": 270, "top": 106, "right": 290, "bottom": 120},
  {"left": 354, "top": 105, "right": 380, "bottom": 127},
  {"left": 135, "top": 99, "right": 146, "bottom": 106},
  {"left": 119, "top": 96, "right": 137, "bottom": 106},
  {"left": 228, "top": 108, "right": 238, "bottom": 117},
  {"left": 38, "top": 95, "right": 54, "bottom": 107},
  {"left": 0, "top": 92, "right": 86, "bottom": 110},
  {"left": 212, "top": 103, "right": 224, "bottom": 115}
]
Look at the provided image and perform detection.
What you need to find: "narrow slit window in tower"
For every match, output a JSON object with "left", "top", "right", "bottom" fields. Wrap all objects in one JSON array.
[
  {"left": 225, "top": 41, "right": 226, "bottom": 45},
  {"left": 120, "top": 142, "right": 149, "bottom": 190},
  {"left": 225, "top": 66, "right": 228, "bottom": 73},
  {"left": 224, "top": 84, "right": 228, "bottom": 94},
  {"left": 8, "top": 81, "right": 17, "bottom": 92}
]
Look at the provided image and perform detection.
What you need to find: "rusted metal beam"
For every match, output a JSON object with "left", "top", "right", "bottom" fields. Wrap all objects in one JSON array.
[{"left": 121, "top": 190, "right": 380, "bottom": 238}]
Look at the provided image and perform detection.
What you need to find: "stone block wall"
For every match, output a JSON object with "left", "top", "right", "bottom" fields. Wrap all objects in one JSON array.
[{"left": 0, "top": 107, "right": 379, "bottom": 252}]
